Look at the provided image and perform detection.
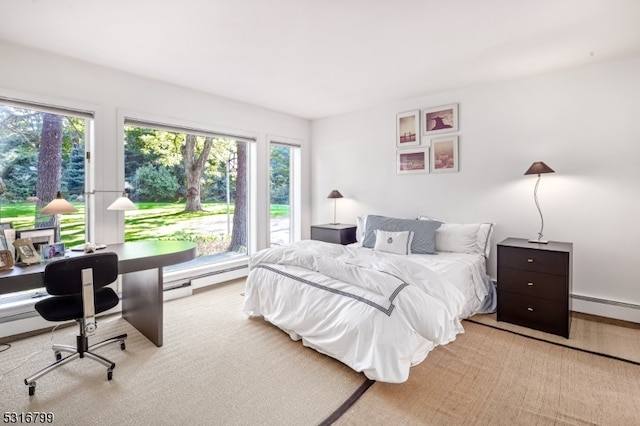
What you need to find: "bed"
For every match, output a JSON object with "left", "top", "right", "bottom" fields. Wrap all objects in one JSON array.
[{"left": 242, "top": 215, "right": 496, "bottom": 383}]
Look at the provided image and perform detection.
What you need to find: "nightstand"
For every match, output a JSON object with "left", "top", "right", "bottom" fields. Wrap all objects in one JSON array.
[
  {"left": 497, "top": 238, "right": 573, "bottom": 338},
  {"left": 310, "top": 224, "right": 357, "bottom": 245}
]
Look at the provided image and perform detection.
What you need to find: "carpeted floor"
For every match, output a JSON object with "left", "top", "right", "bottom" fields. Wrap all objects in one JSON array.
[
  {"left": 334, "top": 320, "right": 640, "bottom": 425},
  {"left": 2, "top": 278, "right": 640, "bottom": 425},
  {"left": 468, "top": 311, "right": 640, "bottom": 364},
  {"left": 0, "top": 279, "right": 366, "bottom": 425}
]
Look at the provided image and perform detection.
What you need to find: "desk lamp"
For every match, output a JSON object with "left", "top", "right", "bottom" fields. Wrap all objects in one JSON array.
[
  {"left": 107, "top": 191, "right": 137, "bottom": 211},
  {"left": 40, "top": 191, "right": 78, "bottom": 242},
  {"left": 524, "top": 161, "right": 554, "bottom": 244}
]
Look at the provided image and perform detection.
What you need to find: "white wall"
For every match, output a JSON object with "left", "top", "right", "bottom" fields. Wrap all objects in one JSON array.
[
  {"left": 0, "top": 40, "right": 311, "bottom": 251},
  {"left": 311, "top": 54, "right": 640, "bottom": 322}
]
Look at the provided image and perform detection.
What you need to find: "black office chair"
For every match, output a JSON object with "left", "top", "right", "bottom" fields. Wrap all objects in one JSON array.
[{"left": 24, "top": 252, "right": 127, "bottom": 396}]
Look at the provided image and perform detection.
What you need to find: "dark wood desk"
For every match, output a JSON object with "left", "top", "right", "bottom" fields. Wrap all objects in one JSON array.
[{"left": 0, "top": 240, "right": 197, "bottom": 347}]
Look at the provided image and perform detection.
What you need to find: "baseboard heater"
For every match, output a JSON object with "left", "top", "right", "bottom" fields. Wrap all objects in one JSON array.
[
  {"left": 188, "top": 264, "right": 248, "bottom": 290},
  {"left": 571, "top": 294, "right": 640, "bottom": 311}
]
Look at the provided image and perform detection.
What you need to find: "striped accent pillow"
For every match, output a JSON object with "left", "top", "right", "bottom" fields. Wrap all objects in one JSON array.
[{"left": 362, "top": 215, "right": 441, "bottom": 254}]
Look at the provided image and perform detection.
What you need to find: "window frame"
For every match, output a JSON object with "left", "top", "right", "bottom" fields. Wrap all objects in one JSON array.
[
  {"left": 116, "top": 109, "right": 258, "bottom": 277},
  {"left": 268, "top": 137, "right": 302, "bottom": 246}
]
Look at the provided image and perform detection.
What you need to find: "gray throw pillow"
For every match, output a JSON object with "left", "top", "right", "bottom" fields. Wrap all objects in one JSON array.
[{"left": 362, "top": 215, "right": 441, "bottom": 254}]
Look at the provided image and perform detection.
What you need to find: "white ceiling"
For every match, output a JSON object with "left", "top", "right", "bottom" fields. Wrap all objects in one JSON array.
[{"left": 2, "top": 0, "right": 640, "bottom": 119}]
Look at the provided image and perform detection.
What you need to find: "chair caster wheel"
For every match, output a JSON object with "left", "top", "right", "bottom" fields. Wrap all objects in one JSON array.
[
  {"left": 28, "top": 384, "right": 35, "bottom": 396},
  {"left": 55, "top": 352, "right": 62, "bottom": 361},
  {"left": 107, "top": 371, "right": 113, "bottom": 381},
  {"left": 120, "top": 342, "right": 126, "bottom": 351}
]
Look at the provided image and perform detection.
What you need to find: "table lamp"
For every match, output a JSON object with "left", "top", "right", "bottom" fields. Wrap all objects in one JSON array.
[
  {"left": 524, "top": 161, "right": 554, "bottom": 244},
  {"left": 40, "top": 191, "right": 78, "bottom": 242},
  {"left": 327, "top": 190, "right": 343, "bottom": 225}
]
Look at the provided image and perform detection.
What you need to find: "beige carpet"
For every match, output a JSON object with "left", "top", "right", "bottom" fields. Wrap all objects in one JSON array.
[
  {"left": 0, "top": 279, "right": 366, "bottom": 425},
  {"left": 469, "top": 311, "right": 640, "bottom": 364},
  {"left": 335, "top": 320, "right": 640, "bottom": 425}
]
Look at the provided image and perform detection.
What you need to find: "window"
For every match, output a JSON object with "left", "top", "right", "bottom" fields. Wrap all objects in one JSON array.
[
  {"left": 0, "top": 98, "right": 90, "bottom": 248},
  {"left": 270, "top": 141, "right": 301, "bottom": 246},
  {"left": 0, "top": 97, "right": 91, "bottom": 311},
  {"left": 123, "top": 118, "right": 252, "bottom": 269}
]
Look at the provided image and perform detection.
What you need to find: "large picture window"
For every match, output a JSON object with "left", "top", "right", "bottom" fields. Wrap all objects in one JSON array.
[
  {"left": 123, "top": 119, "right": 251, "bottom": 268},
  {"left": 0, "top": 99, "right": 90, "bottom": 248}
]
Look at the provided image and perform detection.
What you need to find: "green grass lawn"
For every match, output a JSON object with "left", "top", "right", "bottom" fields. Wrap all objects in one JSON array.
[{"left": 0, "top": 202, "right": 290, "bottom": 253}]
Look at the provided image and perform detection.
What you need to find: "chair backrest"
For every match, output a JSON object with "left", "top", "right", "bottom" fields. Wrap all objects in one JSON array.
[{"left": 43, "top": 252, "right": 119, "bottom": 296}]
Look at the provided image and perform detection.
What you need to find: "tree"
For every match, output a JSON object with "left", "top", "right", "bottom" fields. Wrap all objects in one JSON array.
[
  {"left": 36, "top": 113, "right": 63, "bottom": 229},
  {"left": 63, "top": 141, "right": 85, "bottom": 197},
  {"left": 181, "top": 134, "right": 214, "bottom": 211},
  {"left": 229, "top": 142, "right": 247, "bottom": 252},
  {"left": 270, "top": 145, "right": 290, "bottom": 205}
]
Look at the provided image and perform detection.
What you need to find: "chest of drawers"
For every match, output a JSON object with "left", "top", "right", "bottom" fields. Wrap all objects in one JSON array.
[{"left": 497, "top": 238, "right": 573, "bottom": 338}]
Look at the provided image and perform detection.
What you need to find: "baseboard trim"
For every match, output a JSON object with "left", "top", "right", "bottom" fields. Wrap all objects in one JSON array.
[{"left": 571, "top": 294, "right": 640, "bottom": 324}]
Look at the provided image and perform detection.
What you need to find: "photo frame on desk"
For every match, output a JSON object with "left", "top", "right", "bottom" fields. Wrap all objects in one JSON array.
[
  {"left": 0, "top": 249, "right": 14, "bottom": 271},
  {"left": 41, "top": 242, "right": 65, "bottom": 261},
  {"left": 13, "top": 238, "right": 41, "bottom": 265},
  {"left": 16, "top": 228, "right": 55, "bottom": 253},
  {"left": 0, "top": 223, "right": 14, "bottom": 255}
]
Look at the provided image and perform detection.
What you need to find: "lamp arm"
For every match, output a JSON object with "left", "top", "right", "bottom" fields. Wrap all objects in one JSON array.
[{"left": 533, "top": 174, "right": 544, "bottom": 241}]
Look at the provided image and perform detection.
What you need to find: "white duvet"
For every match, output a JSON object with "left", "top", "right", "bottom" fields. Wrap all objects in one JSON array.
[{"left": 242, "top": 240, "right": 494, "bottom": 383}]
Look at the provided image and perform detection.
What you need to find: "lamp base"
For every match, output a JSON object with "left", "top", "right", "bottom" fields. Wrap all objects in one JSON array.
[
  {"left": 329, "top": 222, "right": 340, "bottom": 225},
  {"left": 528, "top": 238, "right": 549, "bottom": 244}
]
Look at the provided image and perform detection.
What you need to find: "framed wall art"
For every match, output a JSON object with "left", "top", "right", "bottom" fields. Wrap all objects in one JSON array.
[
  {"left": 430, "top": 135, "right": 459, "bottom": 173},
  {"left": 422, "top": 103, "right": 458, "bottom": 136},
  {"left": 397, "top": 148, "right": 428, "bottom": 174},
  {"left": 396, "top": 110, "right": 420, "bottom": 147}
]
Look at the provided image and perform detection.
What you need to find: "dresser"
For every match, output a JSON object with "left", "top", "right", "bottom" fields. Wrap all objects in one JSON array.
[
  {"left": 310, "top": 224, "right": 357, "bottom": 245},
  {"left": 497, "top": 238, "right": 573, "bottom": 338}
]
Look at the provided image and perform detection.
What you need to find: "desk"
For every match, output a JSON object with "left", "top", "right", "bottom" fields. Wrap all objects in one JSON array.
[{"left": 0, "top": 240, "right": 197, "bottom": 347}]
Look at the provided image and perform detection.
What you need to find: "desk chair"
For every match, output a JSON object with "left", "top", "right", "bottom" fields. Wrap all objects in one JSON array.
[{"left": 24, "top": 252, "right": 127, "bottom": 396}]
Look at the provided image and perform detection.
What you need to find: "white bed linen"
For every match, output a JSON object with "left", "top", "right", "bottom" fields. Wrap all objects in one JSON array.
[{"left": 242, "top": 240, "right": 494, "bottom": 383}]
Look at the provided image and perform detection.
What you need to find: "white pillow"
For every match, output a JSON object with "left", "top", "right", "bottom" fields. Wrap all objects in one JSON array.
[
  {"left": 356, "top": 215, "right": 368, "bottom": 243},
  {"left": 373, "top": 229, "right": 414, "bottom": 255},
  {"left": 419, "top": 215, "right": 495, "bottom": 257},
  {"left": 436, "top": 223, "right": 481, "bottom": 253},
  {"left": 476, "top": 223, "right": 494, "bottom": 258}
]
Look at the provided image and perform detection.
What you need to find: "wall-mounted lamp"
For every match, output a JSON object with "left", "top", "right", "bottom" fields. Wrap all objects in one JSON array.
[
  {"left": 524, "top": 161, "right": 555, "bottom": 244},
  {"left": 327, "top": 190, "right": 343, "bottom": 225},
  {"left": 40, "top": 191, "right": 78, "bottom": 242}
]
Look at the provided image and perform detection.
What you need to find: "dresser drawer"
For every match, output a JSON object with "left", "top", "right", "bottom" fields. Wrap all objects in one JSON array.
[
  {"left": 497, "top": 291, "right": 569, "bottom": 337},
  {"left": 497, "top": 267, "right": 567, "bottom": 302},
  {"left": 498, "top": 246, "right": 568, "bottom": 276}
]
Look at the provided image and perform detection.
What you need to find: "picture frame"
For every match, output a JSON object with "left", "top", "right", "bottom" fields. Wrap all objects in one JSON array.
[
  {"left": 0, "top": 249, "right": 14, "bottom": 271},
  {"left": 430, "top": 135, "right": 459, "bottom": 173},
  {"left": 396, "top": 110, "right": 420, "bottom": 147},
  {"left": 397, "top": 148, "right": 429, "bottom": 174},
  {"left": 41, "top": 242, "right": 65, "bottom": 261},
  {"left": 13, "top": 238, "right": 41, "bottom": 265},
  {"left": 16, "top": 228, "right": 56, "bottom": 254},
  {"left": 422, "top": 103, "right": 458, "bottom": 136}
]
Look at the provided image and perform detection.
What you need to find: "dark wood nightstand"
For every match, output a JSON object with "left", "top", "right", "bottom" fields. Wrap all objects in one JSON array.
[
  {"left": 310, "top": 224, "right": 357, "bottom": 245},
  {"left": 497, "top": 238, "right": 573, "bottom": 338}
]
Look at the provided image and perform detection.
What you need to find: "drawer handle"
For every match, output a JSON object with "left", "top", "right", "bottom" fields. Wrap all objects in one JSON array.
[
  {"left": 527, "top": 258, "right": 534, "bottom": 263},
  {"left": 527, "top": 307, "right": 534, "bottom": 312},
  {"left": 527, "top": 282, "right": 534, "bottom": 286}
]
